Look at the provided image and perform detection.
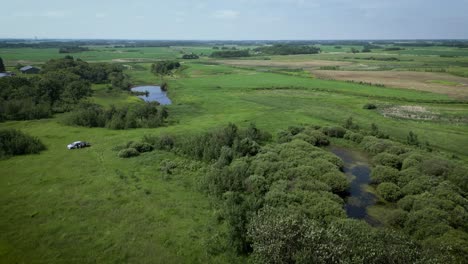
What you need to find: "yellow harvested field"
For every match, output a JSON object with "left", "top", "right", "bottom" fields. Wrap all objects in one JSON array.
[{"left": 312, "top": 70, "right": 468, "bottom": 99}]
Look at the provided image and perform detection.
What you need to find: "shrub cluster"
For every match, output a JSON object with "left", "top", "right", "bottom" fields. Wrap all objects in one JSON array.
[
  {"left": 116, "top": 141, "right": 154, "bottom": 158},
  {"left": 339, "top": 121, "right": 468, "bottom": 262},
  {"left": 65, "top": 102, "right": 168, "bottom": 129},
  {"left": 0, "top": 129, "right": 46, "bottom": 158}
]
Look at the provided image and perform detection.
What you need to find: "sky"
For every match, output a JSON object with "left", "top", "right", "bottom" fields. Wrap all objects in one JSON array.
[{"left": 1, "top": 0, "right": 468, "bottom": 40}]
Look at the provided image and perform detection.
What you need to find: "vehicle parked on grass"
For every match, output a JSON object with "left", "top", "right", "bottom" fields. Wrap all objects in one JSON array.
[{"left": 67, "top": 141, "right": 91, "bottom": 149}]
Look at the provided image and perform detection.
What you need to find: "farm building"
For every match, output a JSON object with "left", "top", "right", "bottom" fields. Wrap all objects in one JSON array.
[{"left": 20, "top": 65, "right": 40, "bottom": 74}]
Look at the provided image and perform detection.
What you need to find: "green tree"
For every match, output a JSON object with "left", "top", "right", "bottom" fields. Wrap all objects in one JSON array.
[
  {"left": 406, "top": 131, "right": 420, "bottom": 146},
  {"left": 0, "top": 57, "right": 5, "bottom": 72},
  {"left": 377, "top": 182, "right": 402, "bottom": 202}
]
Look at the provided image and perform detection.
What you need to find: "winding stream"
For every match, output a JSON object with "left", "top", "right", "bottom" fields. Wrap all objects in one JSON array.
[{"left": 330, "top": 146, "right": 379, "bottom": 225}]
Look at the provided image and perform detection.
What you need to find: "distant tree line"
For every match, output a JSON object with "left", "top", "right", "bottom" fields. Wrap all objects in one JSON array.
[
  {"left": 210, "top": 50, "right": 250, "bottom": 58},
  {"left": 58, "top": 46, "right": 90, "bottom": 53},
  {"left": 181, "top": 54, "right": 199, "bottom": 59},
  {"left": 254, "top": 44, "right": 321, "bottom": 55}
]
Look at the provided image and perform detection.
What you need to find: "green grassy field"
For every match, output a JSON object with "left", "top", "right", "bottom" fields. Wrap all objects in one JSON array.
[{"left": 1, "top": 44, "right": 468, "bottom": 262}]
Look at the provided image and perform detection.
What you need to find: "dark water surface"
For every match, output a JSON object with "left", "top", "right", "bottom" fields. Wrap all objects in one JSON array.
[
  {"left": 131, "top": 85, "right": 172, "bottom": 105},
  {"left": 329, "top": 146, "right": 378, "bottom": 225}
]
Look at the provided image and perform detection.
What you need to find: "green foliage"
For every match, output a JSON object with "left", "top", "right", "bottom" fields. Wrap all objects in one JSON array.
[
  {"left": 371, "top": 165, "right": 399, "bottom": 184},
  {"left": 0, "top": 129, "right": 46, "bottom": 158},
  {"left": 401, "top": 153, "right": 424, "bottom": 170},
  {"left": 343, "top": 131, "right": 364, "bottom": 143},
  {"left": 386, "top": 209, "right": 408, "bottom": 228},
  {"left": 321, "top": 126, "right": 347, "bottom": 138},
  {"left": 419, "top": 158, "right": 452, "bottom": 177},
  {"left": 210, "top": 50, "right": 250, "bottom": 58},
  {"left": 318, "top": 171, "right": 349, "bottom": 193},
  {"left": 377, "top": 182, "right": 402, "bottom": 202},
  {"left": 254, "top": 44, "right": 320, "bottom": 55},
  {"left": 117, "top": 148, "right": 140, "bottom": 158},
  {"left": 401, "top": 175, "right": 434, "bottom": 195},
  {"left": 249, "top": 209, "right": 423, "bottom": 264},
  {"left": 0, "top": 73, "right": 91, "bottom": 121},
  {"left": 370, "top": 123, "right": 389, "bottom": 139},
  {"left": 65, "top": 102, "right": 168, "bottom": 129},
  {"left": 142, "top": 134, "right": 175, "bottom": 150},
  {"left": 363, "top": 103, "right": 377, "bottom": 109},
  {"left": 362, "top": 46, "right": 372, "bottom": 53},
  {"left": 0, "top": 57, "right": 5, "bottom": 72},
  {"left": 58, "top": 46, "right": 90, "bottom": 53},
  {"left": 182, "top": 54, "right": 199, "bottom": 59},
  {"left": 109, "top": 72, "right": 131, "bottom": 90},
  {"left": 42, "top": 56, "right": 124, "bottom": 84},
  {"left": 372, "top": 152, "right": 402, "bottom": 169},
  {"left": 0, "top": 57, "right": 125, "bottom": 121},
  {"left": 343, "top": 117, "right": 360, "bottom": 130},
  {"left": 406, "top": 131, "right": 420, "bottom": 146},
  {"left": 151, "top": 60, "right": 181, "bottom": 77},
  {"left": 128, "top": 142, "right": 153, "bottom": 153}
]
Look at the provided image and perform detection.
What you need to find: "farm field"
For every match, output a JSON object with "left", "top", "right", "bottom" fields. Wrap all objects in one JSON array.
[
  {"left": 312, "top": 70, "right": 468, "bottom": 99},
  {"left": 1, "top": 42, "right": 468, "bottom": 263}
]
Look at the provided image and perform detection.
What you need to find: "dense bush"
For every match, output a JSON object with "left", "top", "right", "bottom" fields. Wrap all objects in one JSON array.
[
  {"left": 0, "top": 129, "right": 46, "bottom": 158},
  {"left": 118, "top": 148, "right": 140, "bottom": 158},
  {"left": 386, "top": 209, "right": 408, "bottom": 228},
  {"left": 174, "top": 123, "right": 270, "bottom": 162},
  {"left": 321, "top": 126, "right": 347, "bottom": 138},
  {"left": 362, "top": 103, "right": 377, "bottom": 110},
  {"left": 151, "top": 60, "right": 181, "bottom": 77},
  {"left": 142, "top": 134, "right": 175, "bottom": 150},
  {"left": 249, "top": 208, "right": 423, "bottom": 264},
  {"left": 128, "top": 142, "right": 153, "bottom": 153},
  {"left": 419, "top": 158, "right": 452, "bottom": 177},
  {"left": 371, "top": 165, "right": 399, "bottom": 184},
  {"left": 65, "top": 102, "right": 168, "bottom": 129},
  {"left": 334, "top": 119, "right": 468, "bottom": 262},
  {"left": 343, "top": 131, "right": 364, "bottom": 143},
  {"left": 372, "top": 152, "right": 402, "bottom": 169},
  {"left": 133, "top": 120, "right": 468, "bottom": 262},
  {"left": 377, "top": 182, "right": 402, "bottom": 202}
]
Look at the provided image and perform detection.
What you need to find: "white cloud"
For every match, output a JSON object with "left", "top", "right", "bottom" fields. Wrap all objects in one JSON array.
[
  {"left": 213, "top": 10, "right": 240, "bottom": 20},
  {"left": 95, "top": 13, "right": 107, "bottom": 18},
  {"left": 41, "top": 11, "right": 66, "bottom": 18}
]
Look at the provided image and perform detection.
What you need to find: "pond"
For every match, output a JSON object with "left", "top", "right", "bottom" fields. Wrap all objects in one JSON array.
[
  {"left": 329, "top": 146, "right": 379, "bottom": 225},
  {"left": 131, "top": 85, "right": 172, "bottom": 105}
]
